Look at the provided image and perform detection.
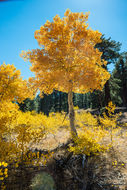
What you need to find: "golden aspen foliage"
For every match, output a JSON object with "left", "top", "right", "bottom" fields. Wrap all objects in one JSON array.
[
  {"left": 0, "top": 63, "right": 35, "bottom": 163},
  {"left": 0, "top": 63, "right": 33, "bottom": 103},
  {"left": 75, "top": 110, "right": 98, "bottom": 128},
  {"left": 68, "top": 126, "right": 108, "bottom": 156},
  {"left": 0, "top": 108, "right": 67, "bottom": 167},
  {"left": 69, "top": 111, "right": 110, "bottom": 156},
  {"left": 0, "top": 162, "right": 8, "bottom": 180},
  {"left": 0, "top": 63, "right": 67, "bottom": 187},
  {"left": 99, "top": 101, "right": 122, "bottom": 145},
  {"left": 21, "top": 9, "right": 110, "bottom": 94},
  {"left": 21, "top": 9, "right": 110, "bottom": 136},
  {"left": 0, "top": 162, "right": 8, "bottom": 190},
  {"left": 0, "top": 71, "right": 33, "bottom": 165},
  {"left": 69, "top": 102, "right": 123, "bottom": 156}
]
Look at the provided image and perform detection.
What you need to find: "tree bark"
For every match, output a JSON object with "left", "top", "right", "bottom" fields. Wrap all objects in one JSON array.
[
  {"left": 104, "top": 80, "right": 111, "bottom": 106},
  {"left": 68, "top": 90, "right": 78, "bottom": 137}
]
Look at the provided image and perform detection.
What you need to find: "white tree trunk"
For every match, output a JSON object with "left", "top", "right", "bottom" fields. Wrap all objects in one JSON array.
[{"left": 68, "top": 90, "right": 77, "bottom": 136}]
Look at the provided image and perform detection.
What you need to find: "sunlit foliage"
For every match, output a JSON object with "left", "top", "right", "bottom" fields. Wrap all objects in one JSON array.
[
  {"left": 21, "top": 9, "right": 110, "bottom": 94},
  {"left": 99, "top": 101, "right": 122, "bottom": 144},
  {"left": 69, "top": 111, "right": 110, "bottom": 155},
  {"left": 0, "top": 64, "right": 43, "bottom": 188},
  {"left": 75, "top": 110, "right": 98, "bottom": 127},
  {"left": 0, "top": 63, "right": 34, "bottom": 164},
  {"left": 0, "top": 63, "right": 33, "bottom": 102},
  {"left": 69, "top": 102, "right": 123, "bottom": 156},
  {"left": 0, "top": 162, "right": 8, "bottom": 190},
  {"left": 20, "top": 9, "right": 110, "bottom": 136}
]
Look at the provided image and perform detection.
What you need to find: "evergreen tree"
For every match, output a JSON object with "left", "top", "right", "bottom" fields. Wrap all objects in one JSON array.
[
  {"left": 90, "top": 90, "right": 104, "bottom": 109},
  {"left": 18, "top": 98, "right": 35, "bottom": 112},
  {"left": 110, "top": 75, "right": 122, "bottom": 106},
  {"left": 38, "top": 90, "right": 68, "bottom": 114},
  {"left": 34, "top": 95, "right": 41, "bottom": 113},
  {"left": 95, "top": 35, "right": 121, "bottom": 106},
  {"left": 111, "top": 53, "right": 127, "bottom": 106}
]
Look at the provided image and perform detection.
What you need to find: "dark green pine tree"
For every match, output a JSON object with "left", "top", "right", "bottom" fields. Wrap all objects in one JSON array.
[
  {"left": 111, "top": 53, "right": 127, "bottom": 107},
  {"left": 39, "top": 93, "right": 53, "bottom": 116},
  {"left": 38, "top": 90, "right": 68, "bottom": 114},
  {"left": 110, "top": 74, "right": 122, "bottom": 106},
  {"left": 73, "top": 93, "right": 86, "bottom": 109},
  {"left": 61, "top": 92, "right": 68, "bottom": 113},
  {"left": 90, "top": 90, "right": 104, "bottom": 110},
  {"left": 18, "top": 98, "right": 35, "bottom": 112},
  {"left": 34, "top": 95, "right": 41, "bottom": 113},
  {"left": 95, "top": 35, "right": 121, "bottom": 106}
]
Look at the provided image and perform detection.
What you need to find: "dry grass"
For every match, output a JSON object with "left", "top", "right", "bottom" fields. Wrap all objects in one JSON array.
[
  {"left": 30, "top": 111, "right": 127, "bottom": 189},
  {"left": 18, "top": 109, "right": 126, "bottom": 190},
  {"left": 32, "top": 127, "right": 71, "bottom": 150}
]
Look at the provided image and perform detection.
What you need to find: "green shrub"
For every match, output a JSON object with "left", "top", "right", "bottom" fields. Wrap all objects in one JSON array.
[{"left": 30, "top": 172, "right": 56, "bottom": 190}]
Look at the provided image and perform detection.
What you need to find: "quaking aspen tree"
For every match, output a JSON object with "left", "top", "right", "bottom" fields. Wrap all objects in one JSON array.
[
  {"left": 21, "top": 9, "right": 110, "bottom": 136},
  {"left": 0, "top": 63, "right": 32, "bottom": 103},
  {"left": 0, "top": 63, "right": 33, "bottom": 138}
]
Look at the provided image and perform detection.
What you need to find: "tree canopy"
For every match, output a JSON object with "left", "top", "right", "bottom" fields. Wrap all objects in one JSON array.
[{"left": 21, "top": 9, "right": 110, "bottom": 95}]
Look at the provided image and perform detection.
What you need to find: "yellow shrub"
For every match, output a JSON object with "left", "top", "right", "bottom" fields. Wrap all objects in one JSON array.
[{"left": 69, "top": 126, "right": 109, "bottom": 156}]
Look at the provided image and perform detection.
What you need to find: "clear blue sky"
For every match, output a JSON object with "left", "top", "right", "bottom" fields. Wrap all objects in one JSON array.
[{"left": 0, "top": 0, "right": 127, "bottom": 79}]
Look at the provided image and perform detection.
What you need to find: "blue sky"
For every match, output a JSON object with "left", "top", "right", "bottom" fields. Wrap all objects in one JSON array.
[{"left": 0, "top": 0, "right": 127, "bottom": 79}]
